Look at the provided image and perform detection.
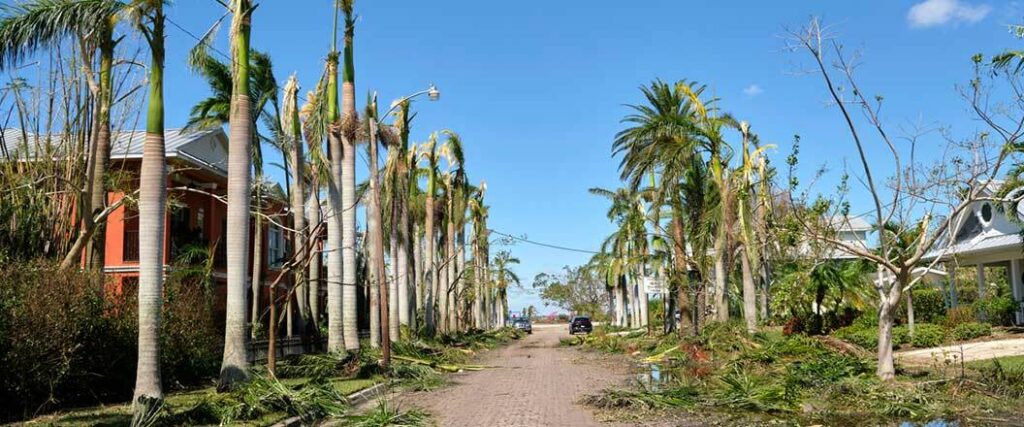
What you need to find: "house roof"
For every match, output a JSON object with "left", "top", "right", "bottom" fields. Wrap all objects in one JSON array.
[
  {"left": 1, "top": 128, "right": 228, "bottom": 176},
  {"left": 828, "top": 215, "right": 873, "bottom": 232}
]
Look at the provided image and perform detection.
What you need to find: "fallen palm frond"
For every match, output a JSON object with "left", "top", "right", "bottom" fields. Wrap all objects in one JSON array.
[
  {"left": 392, "top": 354, "right": 487, "bottom": 372},
  {"left": 343, "top": 398, "right": 430, "bottom": 427},
  {"left": 583, "top": 385, "right": 697, "bottom": 410},
  {"left": 213, "top": 374, "right": 348, "bottom": 424}
]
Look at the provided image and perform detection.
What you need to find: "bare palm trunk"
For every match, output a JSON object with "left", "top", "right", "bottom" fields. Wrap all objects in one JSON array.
[
  {"left": 220, "top": 0, "right": 253, "bottom": 389},
  {"left": 456, "top": 231, "right": 465, "bottom": 330},
  {"left": 286, "top": 82, "right": 308, "bottom": 331},
  {"left": 397, "top": 198, "right": 410, "bottom": 329},
  {"left": 389, "top": 204, "right": 401, "bottom": 337},
  {"left": 340, "top": 129, "right": 358, "bottom": 349},
  {"left": 308, "top": 190, "right": 322, "bottom": 330},
  {"left": 86, "top": 41, "right": 113, "bottom": 270},
  {"left": 425, "top": 197, "right": 437, "bottom": 334},
  {"left": 325, "top": 50, "right": 346, "bottom": 352},
  {"left": 133, "top": 7, "right": 166, "bottom": 402},
  {"left": 740, "top": 246, "right": 757, "bottom": 333},
  {"left": 713, "top": 234, "right": 728, "bottom": 321},
  {"left": 445, "top": 216, "right": 456, "bottom": 331},
  {"left": 367, "top": 121, "right": 385, "bottom": 348},
  {"left": 250, "top": 191, "right": 262, "bottom": 339},
  {"left": 413, "top": 224, "right": 423, "bottom": 327}
]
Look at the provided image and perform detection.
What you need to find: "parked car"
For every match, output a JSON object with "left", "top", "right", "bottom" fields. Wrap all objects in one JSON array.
[
  {"left": 513, "top": 318, "right": 533, "bottom": 334},
  {"left": 569, "top": 316, "right": 592, "bottom": 335}
]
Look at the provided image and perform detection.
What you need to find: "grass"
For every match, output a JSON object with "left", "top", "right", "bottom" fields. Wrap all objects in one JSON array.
[{"left": 966, "top": 355, "right": 1024, "bottom": 371}]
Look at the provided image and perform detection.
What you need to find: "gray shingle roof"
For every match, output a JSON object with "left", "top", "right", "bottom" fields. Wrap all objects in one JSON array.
[{"left": 1, "top": 127, "right": 227, "bottom": 175}]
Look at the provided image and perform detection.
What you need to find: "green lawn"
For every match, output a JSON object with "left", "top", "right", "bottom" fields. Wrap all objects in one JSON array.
[
  {"left": 966, "top": 355, "right": 1024, "bottom": 371},
  {"left": 27, "top": 376, "right": 381, "bottom": 426}
]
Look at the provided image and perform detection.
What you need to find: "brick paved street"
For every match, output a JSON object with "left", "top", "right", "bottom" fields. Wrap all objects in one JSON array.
[{"left": 394, "top": 324, "right": 633, "bottom": 427}]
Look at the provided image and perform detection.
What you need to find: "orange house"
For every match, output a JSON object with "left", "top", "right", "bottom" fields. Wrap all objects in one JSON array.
[{"left": 94, "top": 128, "right": 307, "bottom": 336}]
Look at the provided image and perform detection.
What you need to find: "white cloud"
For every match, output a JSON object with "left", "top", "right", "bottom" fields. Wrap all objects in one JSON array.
[
  {"left": 908, "top": 0, "right": 991, "bottom": 28},
  {"left": 743, "top": 84, "right": 763, "bottom": 97}
]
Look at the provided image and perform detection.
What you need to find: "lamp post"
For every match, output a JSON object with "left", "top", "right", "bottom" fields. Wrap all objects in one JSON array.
[{"left": 375, "top": 84, "right": 439, "bottom": 371}]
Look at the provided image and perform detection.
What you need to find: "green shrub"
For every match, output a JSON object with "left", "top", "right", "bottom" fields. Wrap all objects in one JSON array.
[
  {"left": 951, "top": 322, "right": 992, "bottom": 341},
  {"left": 895, "top": 288, "right": 946, "bottom": 324},
  {"left": 974, "top": 296, "right": 1017, "bottom": 327},
  {"left": 0, "top": 261, "right": 221, "bottom": 422},
  {"left": 834, "top": 323, "right": 909, "bottom": 350},
  {"left": 909, "top": 323, "right": 945, "bottom": 348},
  {"left": 787, "top": 352, "right": 870, "bottom": 387}
]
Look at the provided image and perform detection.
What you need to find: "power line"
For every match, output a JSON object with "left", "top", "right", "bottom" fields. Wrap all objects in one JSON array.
[
  {"left": 166, "top": 17, "right": 231, "bottom": 61},
  {"left": 488, "top": 229, "right": 600, "bottom": 255}
]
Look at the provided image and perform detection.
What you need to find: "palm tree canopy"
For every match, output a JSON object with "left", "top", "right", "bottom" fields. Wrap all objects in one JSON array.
[{"left": 0, "top": 0, "right": 122, "bottom": 70}]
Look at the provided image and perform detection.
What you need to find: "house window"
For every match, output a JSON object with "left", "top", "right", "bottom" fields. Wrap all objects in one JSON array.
[
  {"left": 981, "top": 203, "right": 993, "bottom": 224},
  {"left": 268, "top": 226, "right": 286, "bottom": 269},
  {"left": 123, "top": 208, "right": 139, "bottom": 262}
]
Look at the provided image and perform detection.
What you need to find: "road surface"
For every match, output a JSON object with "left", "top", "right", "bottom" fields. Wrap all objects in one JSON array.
[{"left": 395, "top": 324, "right": 632, "bottom": 427}]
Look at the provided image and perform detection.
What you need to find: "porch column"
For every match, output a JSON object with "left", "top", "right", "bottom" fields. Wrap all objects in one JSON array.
[
  {"left": 977, "top": 264, "right": 988, "bottom": 322},
  {"left": 947, "top": 262, "right": 959, "bottom": 308},
  {"left": 976, "top": 264, "right": 987, "bottom": 299},
  {"left": 1012, "top": 259, "right": 1024, "bottom": 325}
]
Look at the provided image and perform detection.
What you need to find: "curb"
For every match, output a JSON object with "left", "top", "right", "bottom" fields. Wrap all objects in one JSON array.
[{"left": 270, "top": 382, "right": 388, "bottom": 427}]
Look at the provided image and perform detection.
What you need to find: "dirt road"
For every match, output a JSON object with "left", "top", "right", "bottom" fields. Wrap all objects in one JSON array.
[{"left": 395, "top": 324, "right": 632, "bottom": 427}]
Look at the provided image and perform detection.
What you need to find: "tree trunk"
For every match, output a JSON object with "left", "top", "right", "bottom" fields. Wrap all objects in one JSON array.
[
  {"left": 86, "top": 42, "right": 113, "bottom": 271},
  {"left": 267, "top": 282, "right": 277, "bottom": 376},
  {"left": 220, "top": 1, "right": 253, "bottom": 387},
  {"left": 877, "top": 272, "right": 904, "bottom": 381},
  {"left": 740, "top": 246, "right": 758, "bottom": 333},
  {"left": 614, "top": 282, "right": 624, "bottom": 327},
  {"left": 397, "top": 199, "right": 410, "bottom": 329},
  {"left": 250, "top": 197, "right": 262, "bottom": 339},
  {"left": 670, "top": 211, "right": 693, "bottom": 335},
  {"left": 134, "top": 49, "right": 167, "bottom": 401},
  {"left": 713, "top": 234, "right": 728, "bottom": 321},
  {"left": 906, "top": 289, "right": 915, "bottom": 337},
  {"left": 367, "top": 121, "right": 387, "bottom": 349},
  {"left": 425, "top": 196, "right": 437, "bottom": 334},
  {"left": 389, "top": 200, "right": 401, "bottom": 337},
  {"left": 457, "top": 231, "right": 466, "bottom": 330},
  {"left": 446, "top": 216, "right": 456, "bottom": 331},
  {"left": 287, "top": 85, "right": 308, "bottom": 332},
  {"left": 413, "top": 224, "right": 423, "bottom": 327},
  {"left": 325, "top": 54, "right": 346, "bottom": 353},
  {"left": 307, "top": 191, "right": 322, "bottom": 331}
]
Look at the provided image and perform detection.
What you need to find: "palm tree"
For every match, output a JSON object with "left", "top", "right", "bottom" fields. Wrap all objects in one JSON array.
[
  {"left": 418, "top": 132, "right": 442, "bottom": 334},
  {"left": 0, "top": 0, "right": 123, "bottom": 269},
  {"left": 613, "top": 80, "right": 704, "bottom": 334},
  {"left": 468, "top": 183, "right": 488, "bottom": 328},
  {"left": 323, "top": 2, "right": 347, "bottom": 353},
  {"left": 282, "top": 75, "right": 308, "bottom": 330},
  {"left": 126, "top": 0, "right": 165, "bottom": 403},
  {"left": 183, "top": 48, "right": 279, "bottom": 343},
  {"left": 338, "top": 0, "right": 360, "bottom": 351},
  {"left": 491, "top": 250, "right": 520, "bottom": 327},
  {"left": 439, "top": 130, "right": 464, "bottom": 332},
  {"left": 590, "top": 186, "right": 648, "bottom": 328},
  {"left": 389, "top": 100, "right": 413, "bottom": 330},
  {"left": 220, "top": 0, "right": 256, "bottom": 390},
  {"left": 364, "top": 93, "right": 390, "bottom": 349}
]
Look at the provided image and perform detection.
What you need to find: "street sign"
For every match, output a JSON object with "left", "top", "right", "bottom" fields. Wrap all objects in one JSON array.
[{"left": 642, "top": 276, "right": 666, "bottom": 295}]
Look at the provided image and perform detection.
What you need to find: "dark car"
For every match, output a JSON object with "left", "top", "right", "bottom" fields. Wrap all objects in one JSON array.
[
  {"left": 513, "top": 318, "right": 532, "bottom": 334},
  {"left": 569, "top": 316, "right": 592, "bottom": 335}
]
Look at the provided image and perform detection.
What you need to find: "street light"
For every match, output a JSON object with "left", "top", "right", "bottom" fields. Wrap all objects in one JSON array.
[
  {"left": 385, "top": 84, "right": 441, "bottom": 118},
  {"left": 376, "top": 83, "right": 440, "bottom": 371}
]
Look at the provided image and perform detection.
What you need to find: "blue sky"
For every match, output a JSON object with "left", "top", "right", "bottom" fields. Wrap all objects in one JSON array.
[{"left": 155, "top": 0, "right": 1018, "bottom": 314}]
